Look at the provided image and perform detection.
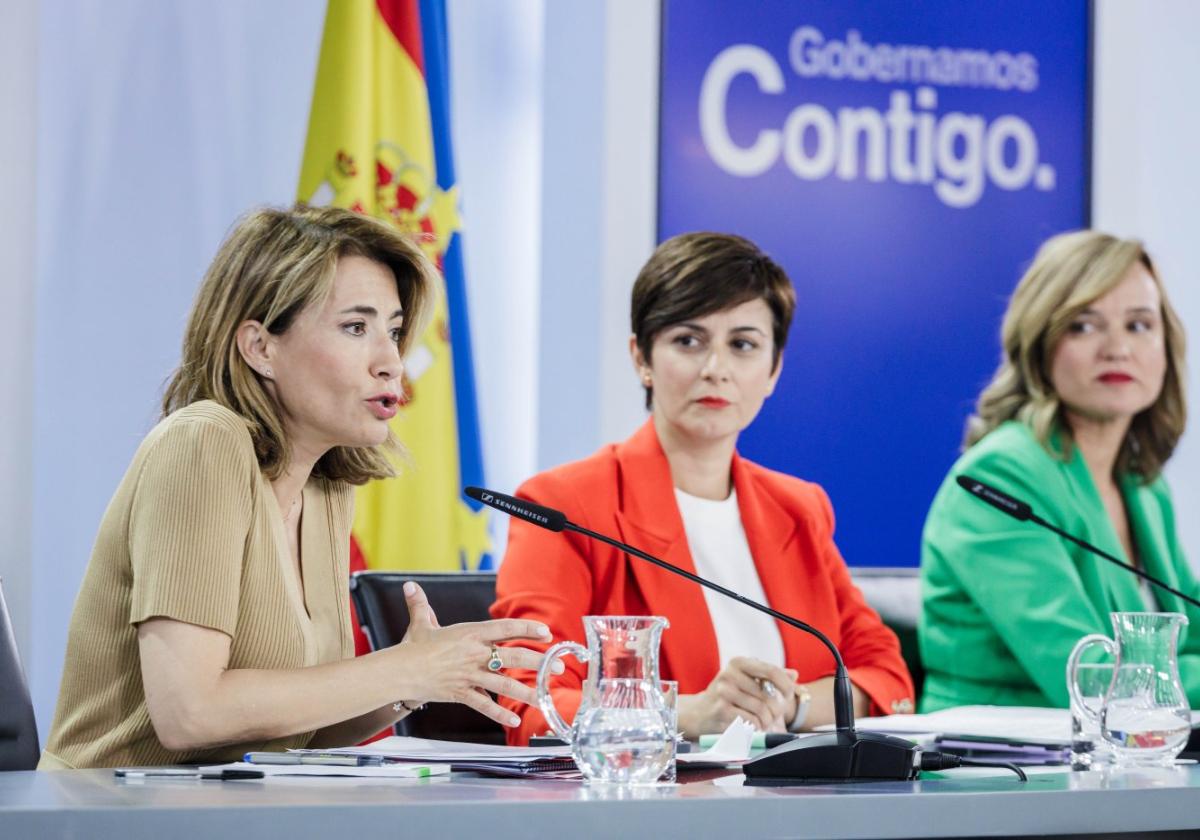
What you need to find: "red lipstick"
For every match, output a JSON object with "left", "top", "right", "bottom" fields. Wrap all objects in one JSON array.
[
  {"left": 697, "top": 397, "right": 731, "bottom": 409},
  {"left": 1098, "top": 373, "right": 1134, "bottom": 384}
]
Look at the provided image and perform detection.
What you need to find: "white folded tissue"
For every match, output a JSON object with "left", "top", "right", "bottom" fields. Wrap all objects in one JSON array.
[{"left": 676, "top": 716, "right": 760, "bottom": 765}]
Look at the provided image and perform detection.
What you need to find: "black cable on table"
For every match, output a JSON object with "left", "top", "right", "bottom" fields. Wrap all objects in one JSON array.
[{"left": 919, "top": 750, "right": 1028, "bottom": 781}]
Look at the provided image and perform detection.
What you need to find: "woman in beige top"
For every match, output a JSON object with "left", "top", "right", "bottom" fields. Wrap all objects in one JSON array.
[{"left": 39, "top": 205, "right": 551, "bottom": 769}]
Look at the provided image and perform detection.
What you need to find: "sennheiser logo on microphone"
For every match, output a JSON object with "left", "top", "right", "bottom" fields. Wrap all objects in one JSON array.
[
  {"left": 980, "top": 487, "right": 1018, "bottom": 512},
  {"left": 494, "top": 496, "right": 550, "bottom": 526},
  {"left": 481, "top": 492, "right": 494, "bottom": 503}
]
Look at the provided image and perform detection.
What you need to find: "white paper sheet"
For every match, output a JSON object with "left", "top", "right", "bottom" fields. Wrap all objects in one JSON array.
[
  {"left": 201, "top": 760, "right": 451, "bottom": 778},
  {"left": 819, "top": 705, "right": 1200, "bottom": 745},
  {"left": 677, "top": 717, "right": 763, "bottom": 765}
]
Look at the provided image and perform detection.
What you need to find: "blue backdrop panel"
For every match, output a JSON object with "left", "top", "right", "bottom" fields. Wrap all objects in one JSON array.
[{"left": 658, "top": 0, "right": 1090, "bottom": 567}]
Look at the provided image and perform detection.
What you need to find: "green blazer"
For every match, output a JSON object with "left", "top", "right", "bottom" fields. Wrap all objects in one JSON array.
[{"left": 919, "top": 420, "right": 1200, "bottom": 712}]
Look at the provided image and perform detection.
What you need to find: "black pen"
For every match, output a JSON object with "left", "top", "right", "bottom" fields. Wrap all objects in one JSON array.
[{"left": 115, "top": 768, "right": 264, "bottom": 780}]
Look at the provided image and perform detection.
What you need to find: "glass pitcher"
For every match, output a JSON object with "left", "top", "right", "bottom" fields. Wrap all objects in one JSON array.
[
  {"left": 535, "top": 616, "right": 673, "bottom": 784},
  {"left": 1067, "top": 612, "right": 1191, "bottom": 767}
]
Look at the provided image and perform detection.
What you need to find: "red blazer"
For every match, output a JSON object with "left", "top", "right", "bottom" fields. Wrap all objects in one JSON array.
[{"left": 492, "top": 420, "right": 914, "bottom": 745}]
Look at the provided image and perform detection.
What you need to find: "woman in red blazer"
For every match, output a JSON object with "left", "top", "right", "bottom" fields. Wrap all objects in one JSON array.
[{"left": 493, "top": 233, "right": 913, "bottom": 745}]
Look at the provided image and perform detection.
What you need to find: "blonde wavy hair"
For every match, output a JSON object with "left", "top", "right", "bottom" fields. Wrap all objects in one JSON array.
[
  {"left": 965, "top": 230, "right": 1186, "bottom": 482},
  {"left": 163, "top": 204, "right": 438, "bottom": 484}
]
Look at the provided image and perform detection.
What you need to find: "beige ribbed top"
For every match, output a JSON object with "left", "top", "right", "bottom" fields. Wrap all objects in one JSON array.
[{"left": 39, "top": 401, "right": 355, "bottom": 769}]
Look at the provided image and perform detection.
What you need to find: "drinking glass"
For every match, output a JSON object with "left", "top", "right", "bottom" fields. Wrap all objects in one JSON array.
[
  {"left": 659, "top": 680, "right": 679, "bottom": 783},
  {"left": 1069, "top": 662, "right": 1114, "bottom": 769}
]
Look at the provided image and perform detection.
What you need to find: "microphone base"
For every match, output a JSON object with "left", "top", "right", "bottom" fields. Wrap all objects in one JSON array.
[{"left": 742, "top": 731, "right": 919, "bottom": 783}]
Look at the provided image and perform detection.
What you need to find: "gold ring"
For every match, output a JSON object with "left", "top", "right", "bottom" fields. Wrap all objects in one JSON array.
[{"left": 487, "top": 645, "right": 504, "bottom": 672}]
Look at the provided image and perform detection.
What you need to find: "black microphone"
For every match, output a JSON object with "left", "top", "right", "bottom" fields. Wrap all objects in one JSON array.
[
  {"left": 467, "top": 485, "right": 921, "bottom": 782},
  {"left": 464, "top": 487, "right": 566, "bottom": 532},
  {"left": 956, "top": 474, "right": 1200, "bottom": 610}
]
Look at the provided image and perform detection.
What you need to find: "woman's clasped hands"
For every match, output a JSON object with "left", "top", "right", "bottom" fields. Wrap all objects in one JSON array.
[
  {"left": 389, "top": 581, "right": 562, "bottom": 728},
  {"left": 677, "top": 656, "right": 798, "bottom": 738}
]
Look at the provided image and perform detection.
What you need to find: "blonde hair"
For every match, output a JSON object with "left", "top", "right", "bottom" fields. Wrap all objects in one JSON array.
[
  {"left": 163, "top": 204, "right": 439, "bottom": 484},
  {"left": 965, "top": 230, "right": 1186, "bottom": 481}
]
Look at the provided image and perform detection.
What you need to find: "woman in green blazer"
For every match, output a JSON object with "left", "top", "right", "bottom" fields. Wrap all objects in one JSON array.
[{"left": 920, "top": 231, "right": 1200, "bottom": 711}]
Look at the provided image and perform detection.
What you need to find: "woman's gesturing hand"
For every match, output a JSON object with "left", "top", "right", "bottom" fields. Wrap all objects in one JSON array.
[
  {"left": 676, "top": 657, "right": 797, "bottom": 738},
  {"left": 391, "top": 581, "right": 556, "bottom": 727}
]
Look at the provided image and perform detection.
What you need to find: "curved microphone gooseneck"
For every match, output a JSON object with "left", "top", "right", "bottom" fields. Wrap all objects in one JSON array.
[
  {"left": 561, "top": 503, "right": 855, "bottom": 732},
  {"left": 465, "top": 485, "right": 922, "bottom": 782},
  {"left": 955, "top": 475, "right": 1200, "bottom": 610}
]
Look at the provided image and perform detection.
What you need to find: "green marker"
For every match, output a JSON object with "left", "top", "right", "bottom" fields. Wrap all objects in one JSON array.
[{"left": 698, "top": 733, "right": 800, "bottom": 750}]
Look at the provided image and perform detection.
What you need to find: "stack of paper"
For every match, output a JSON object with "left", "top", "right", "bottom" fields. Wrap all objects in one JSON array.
[
  {"left": 841, "top": 705, "right": 1200, "bottom": 765},
  {"left": 810, "top": 706, "right": 1077, "bottom": 765},
  {"left": 840, "top": 705, "right": 1075, "bottom": 744},
  {"left": 295, "top": 736, "right": 577, "bottom": 777}
]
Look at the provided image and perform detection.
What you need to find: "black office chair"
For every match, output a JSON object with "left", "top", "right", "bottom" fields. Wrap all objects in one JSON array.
[
  {"left": 350, "top": 571, "right": 505, "bottom": 744},
  {"left": 0, "top": 579, "right": 39, "bottom": 770}
]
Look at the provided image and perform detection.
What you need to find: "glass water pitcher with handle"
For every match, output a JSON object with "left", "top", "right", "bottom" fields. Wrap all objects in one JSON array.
[
  {"left": 1067, "top": 611, "right": 1191, "bottom": 766},
  {"left": 535, "top": 615, "right": 673, "bottom": 784}
]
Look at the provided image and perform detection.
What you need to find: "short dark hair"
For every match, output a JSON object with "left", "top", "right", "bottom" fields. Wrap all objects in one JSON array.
[{"left": 631, "top": 232, "right": 796, "bottom": 408}]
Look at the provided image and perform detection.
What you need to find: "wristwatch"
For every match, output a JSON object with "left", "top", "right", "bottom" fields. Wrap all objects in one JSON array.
[{"left": 788, "top": 683, "right": 813, "bottom": 732}]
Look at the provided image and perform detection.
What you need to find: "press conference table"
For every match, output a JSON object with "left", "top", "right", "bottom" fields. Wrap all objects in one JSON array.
[{"left": 4, "top": 764, "right": 1200, "bottom": 839}]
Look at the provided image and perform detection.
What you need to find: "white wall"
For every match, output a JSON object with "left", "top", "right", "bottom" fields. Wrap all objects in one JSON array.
[
  {"left": 537, "top": 0, "right": 658, "bottom": 470},
  {"left": 598, "top": 0, "right": 661, "bottom": 448},
  {"left": 0, "top": 0, "right": 38, "bottom": 664},
  {"left": 447, "top": 0, "right": 545, "bottom": 551},
  {"left": 1092, "top": 0, "right": 1200, "bottom": 557},
  {"left": 28, "top": 0, "right": 328, "bottom": 739}
]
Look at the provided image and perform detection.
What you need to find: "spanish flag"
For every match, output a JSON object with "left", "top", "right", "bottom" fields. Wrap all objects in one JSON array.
[{"left": 298, "top": 0, "right": 491, "bottom": 615}]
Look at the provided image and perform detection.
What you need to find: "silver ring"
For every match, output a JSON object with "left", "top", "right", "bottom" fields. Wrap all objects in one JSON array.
[
  {"left": 487, "top": 645, "right": 504, "bottom": 672},
  {"left": 761, "top": 679, "right": 777, "bottom": 699}
]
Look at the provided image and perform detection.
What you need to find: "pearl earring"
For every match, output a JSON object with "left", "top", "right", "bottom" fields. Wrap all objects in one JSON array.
[{"left": 263, "top": 367, "right": 273, "bottom": 378}]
